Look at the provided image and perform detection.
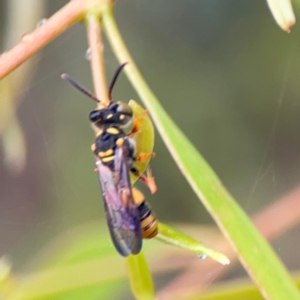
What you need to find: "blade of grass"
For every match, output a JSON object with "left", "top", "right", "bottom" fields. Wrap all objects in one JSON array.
[
  {"left": 158, "top": 184, "right": 300, "bottom": 299},
  {"left": 126, "top": 252, "right": 155, "bottom": 300},
  {"left": 157, "top": 223, "right": 230, "bottom": 265},
  {"left": 3, "top": 222, "right": 172, "bottom": 300},
  {"left": 189, "top": 276, "right": 300, "bottom": 300},
  {"left": 102, "top": 6, "right": 300, "bottom": 300}
]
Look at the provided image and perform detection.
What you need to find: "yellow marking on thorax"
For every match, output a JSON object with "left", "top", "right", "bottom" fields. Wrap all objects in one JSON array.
[
  {"left": 106, "top": 127, "right": 120, "bottom": 135},
  {"left": 120, "top": 114, "right": 125, "bottom": 120},
  {"left": 98, "top": 149, "right": 114, "bottom": 158},
  {"left": 116, "top": 138, "right": 124, "bottom": 147},
  {"left": 102, "top": 156, "right": 115, "bottom": 162},
  {"left": 106, "top": 113, "right": 113, "bottom": 119}
]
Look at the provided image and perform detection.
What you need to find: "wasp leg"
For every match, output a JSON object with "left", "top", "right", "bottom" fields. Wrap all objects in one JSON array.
[
  {"left": 131, "top": 166, "right": 157, "bottom": 194},
  {"left": 127, "top": 110, "right": 148, "bottom": 136},
  {"left": 135, "top": 152, "right": 156, "bottom": 162}
]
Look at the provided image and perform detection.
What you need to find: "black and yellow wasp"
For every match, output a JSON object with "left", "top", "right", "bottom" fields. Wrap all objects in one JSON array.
[{"left": 62, "top": 63, "right": 158, "bottom": 256}]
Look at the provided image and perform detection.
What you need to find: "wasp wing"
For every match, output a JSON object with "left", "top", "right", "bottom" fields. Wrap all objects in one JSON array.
[{"left": 95, "top": 146, "right": 142, "bottom": 256}]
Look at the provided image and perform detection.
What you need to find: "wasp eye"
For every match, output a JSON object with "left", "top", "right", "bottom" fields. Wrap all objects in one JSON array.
[
  {"left": 89, "top": 110, "right": 102, "bottom": 122},
  {"left": 116, "top": 102, "right": 133, "bottom": 116}
]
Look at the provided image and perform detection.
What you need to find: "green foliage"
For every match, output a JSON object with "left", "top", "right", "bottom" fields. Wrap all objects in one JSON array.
[
  {"left": 157, "top": 223, "right": 229, "bottom": 265},
  {"left": 102, "top": 6, "right": 300, "bottom": 300},
  {"left": 0, "top": 222, "right": 228, "bottom": 299},
  {"left": 2, "top": 223, "right": 127, "bottom": 299},
  {"left": 190, "top": 278, "right": 300, "bottom": 300},
  {"left": 129, "top": 100, "right": 155, "bottom": 184},
  {"left": 127, "top": 253, "right": 155, "bottom": 300},
  {"left": 1, "top": 1, "right": 300, "bottom": 299}
]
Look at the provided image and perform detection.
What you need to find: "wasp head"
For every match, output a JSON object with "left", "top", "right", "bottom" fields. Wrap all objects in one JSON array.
[{"left": 89, "top": 101, "right": 133, "bottom": 128}]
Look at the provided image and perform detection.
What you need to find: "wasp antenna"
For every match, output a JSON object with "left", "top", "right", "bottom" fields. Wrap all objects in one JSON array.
[
  {"left": 61, "top": 73, "right": 100, "bottom": 103},
  {"left": 108, "top": 62, "right": 128, "bottom": 101}
]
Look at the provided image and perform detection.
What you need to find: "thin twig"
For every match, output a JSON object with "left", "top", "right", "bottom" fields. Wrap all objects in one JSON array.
[
  {"left": 0, "top": 0, "right": 85, "bottom": 79},
  {"left": 86, "top": 13, "right": 108, "bottom": 106},
  {"left": 0, "top": 0, "right": 46, "bottom": 174}
]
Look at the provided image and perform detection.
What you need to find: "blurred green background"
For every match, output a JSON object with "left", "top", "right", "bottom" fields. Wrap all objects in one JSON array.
[{"left": 1, "top": 0, "right": 300, "bottom": 298}]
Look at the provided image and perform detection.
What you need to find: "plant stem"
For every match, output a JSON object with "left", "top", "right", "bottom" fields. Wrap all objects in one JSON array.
[
  {"left": 86, "top": 13, "right": 109, "bottom": 106},
  {"left": 0, "top": 0, "right": 86, "bottom": 79}
]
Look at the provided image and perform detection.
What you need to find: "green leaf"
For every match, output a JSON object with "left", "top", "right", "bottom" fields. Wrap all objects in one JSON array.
[
  {"left": 102, "top": 8, "right": 300, "bottom": 300},
  {"left": 126, "top": 252, "right": 155, "bottom": 300},
  {"left": 189, "top": 281, "right": 265, "bottom": 300},
  {"left": 1, "top": 222, "right": 172, "bottom": 300},
  {"left": 3, "top": 223, "right": 126, "bottom": 300},
  {"left": 189, "top": 277, "right": 300, "bottom": 300},
  {"left": 157, "top": 223, "right": 230, "bottom": 265},
  {"left": 129, "top": 100, "right": 155, "bottom": 184}
]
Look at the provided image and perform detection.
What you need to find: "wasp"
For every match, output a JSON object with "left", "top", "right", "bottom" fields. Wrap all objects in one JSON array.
[{"left": 61, "top": 63, "right": 158, "bottom": 256}]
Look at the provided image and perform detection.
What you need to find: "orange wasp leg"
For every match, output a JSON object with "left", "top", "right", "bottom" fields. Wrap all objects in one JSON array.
[
  {"left": 135, "top": 152, "right": 156, "bottom": 162},
  {"left": 127, "top": 110, "right": 148, "bottom": 136},
  {"left": 133, "top": 167, "right": 157, "bottom": 194}
]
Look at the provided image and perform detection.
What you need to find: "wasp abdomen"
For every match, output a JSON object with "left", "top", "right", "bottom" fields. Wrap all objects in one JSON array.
[
  {"left": 133, "top": 188, "right": 158, "bottom": 239},
  {"left": 138, "top": 201, "right": 158, "bottom": 239}
]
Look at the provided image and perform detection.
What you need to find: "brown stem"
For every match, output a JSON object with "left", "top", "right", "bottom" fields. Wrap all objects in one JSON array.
[
  {"left": 86, "top": 13, "right": 108, "bottom": 106},
  {"left": 0, "top": 0, "right": 85, "bottom": 79}
]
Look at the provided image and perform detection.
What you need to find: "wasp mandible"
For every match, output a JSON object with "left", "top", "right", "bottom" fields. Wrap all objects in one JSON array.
[{"left": 61, "top": 63, "right": 158, "bottom": 256}]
